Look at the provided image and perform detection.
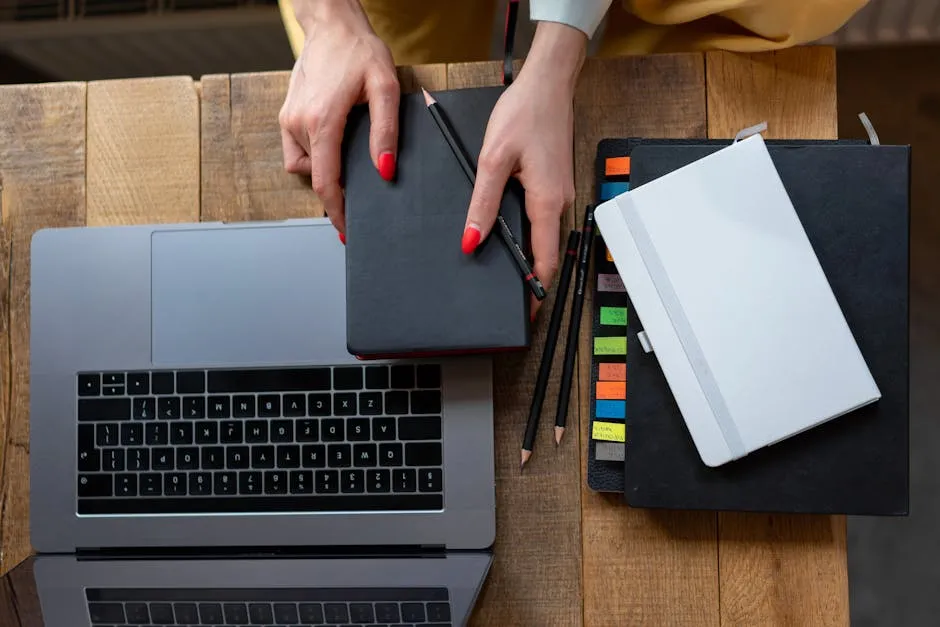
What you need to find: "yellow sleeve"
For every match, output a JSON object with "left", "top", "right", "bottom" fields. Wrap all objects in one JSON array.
[
  {"left": 601, "top": 0, "right": 869, "bottom": 55},
  {"left": 278, "top": 0, "right": 304, "bottom": 60}
]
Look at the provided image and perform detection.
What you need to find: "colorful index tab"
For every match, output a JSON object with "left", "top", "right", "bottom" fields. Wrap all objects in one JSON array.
[
  {"left": 596, "top": 400, "right": 626, "bottom": 419},
  {"left": 599, "top": 363, "right": 626, "bottom": 381},
  {"left": 605, "top": 156, "right": 631, "bottom": 177},
  {"left": 594, "top": 336, "right": 626, "bottom": 355},
  {"left": 600, "top": 306, "right": 627, "bottom": 326},
  {"left": 597, "top": 381, "right": 626, "bottom": 399},
  {"left": 592, "top": 421, "right": 626, "bottom": 442},
  {"left": 600, "top": 181, "right": 630, "bottom": 201}
]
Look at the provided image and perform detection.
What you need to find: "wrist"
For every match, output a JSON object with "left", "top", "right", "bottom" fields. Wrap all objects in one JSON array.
[
  {"left": 522, "top": 21, "right": 587, "bottom": 91},
  {"left": 293, "top": 0, "right": 365, "bottom": 33}
]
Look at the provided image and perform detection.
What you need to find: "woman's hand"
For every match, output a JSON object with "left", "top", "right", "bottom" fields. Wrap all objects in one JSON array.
[
  {"left": 461, "top": 22, "right": 587, "bottom": 313},
  {"left": 279, "top": 0, "right": 400, "bottom": 237}
]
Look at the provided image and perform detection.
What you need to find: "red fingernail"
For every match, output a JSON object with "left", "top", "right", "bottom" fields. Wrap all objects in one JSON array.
[
  {"left": 338, "top": 232, "right": 346, "bottom": 245},
  {"left": 378, "top": 152, "right": 395, "bottom": 181},
  {"left": 461, "top": 225, "right": 481, "bottom": 254}
]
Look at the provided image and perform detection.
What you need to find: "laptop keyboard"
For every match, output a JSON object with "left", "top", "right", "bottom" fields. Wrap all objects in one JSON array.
[
  {"left": 76, "top": 366, "right": 444, "bottom": 515},
  {"left": 86, "top": 587, "right": 452, "bottom": 626}
]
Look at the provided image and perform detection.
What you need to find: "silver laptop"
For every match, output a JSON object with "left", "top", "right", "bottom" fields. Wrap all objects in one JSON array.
[{"left": 28, "top": 218, "right": 495, "bottom": 626}]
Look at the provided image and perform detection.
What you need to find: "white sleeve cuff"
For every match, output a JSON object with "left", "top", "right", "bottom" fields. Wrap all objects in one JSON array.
[{"left": 529, "top": 0, "right": 613, "bottom": 38}]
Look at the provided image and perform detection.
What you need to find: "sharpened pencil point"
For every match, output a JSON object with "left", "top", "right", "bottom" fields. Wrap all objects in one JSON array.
[
  {"left": 422, "top": 87, "right": 436, "bottom": 107},
  {"left": 520, "top": 449, "right": 531, "bottom": 470},
  {"left": 555, "top": 426, "right": 565, "bottom": 445}
]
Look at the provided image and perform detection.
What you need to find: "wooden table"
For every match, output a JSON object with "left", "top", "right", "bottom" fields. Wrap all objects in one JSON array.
[{"left": 0, "top": 48, "right": 847, "bottom": 626}]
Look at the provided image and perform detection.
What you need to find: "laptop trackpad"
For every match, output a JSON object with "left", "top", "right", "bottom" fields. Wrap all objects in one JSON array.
[{"left": 151, "top": 225, "right": 351, "bottom": 367}]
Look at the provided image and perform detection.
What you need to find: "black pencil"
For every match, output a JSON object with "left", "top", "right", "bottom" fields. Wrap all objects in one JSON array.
[
  {"left": 422, "top": 88, "right": 546, "bottom": 301},
  {"left": 520, "top": 229, "right": 580, "bottom": 470},
  {"left": 554, "top": 206, "right": 595, "bottom": 445}
]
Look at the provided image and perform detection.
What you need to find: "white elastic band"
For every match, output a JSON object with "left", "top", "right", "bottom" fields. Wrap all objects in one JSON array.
[
  {"left": 734, "top": 121, "right": 768, "bottom": 143},
  {"left": 858, "top": 112, "right": 881, "bottom": 145}
]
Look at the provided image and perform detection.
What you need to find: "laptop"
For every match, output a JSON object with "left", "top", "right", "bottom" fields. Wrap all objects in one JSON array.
[{"left": 28, "top": 218, "right": 496, "bottom": 626}]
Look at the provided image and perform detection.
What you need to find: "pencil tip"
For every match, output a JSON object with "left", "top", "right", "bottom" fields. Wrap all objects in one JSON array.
[
  {"left": 520, "top": 449, "right": 531, "bottom": 470},
  {"left": 421, "top": 88, "right": 435, "bottom": 107},
  {"left": 554, "top": 426, "right": 565, "bottom": 445}
]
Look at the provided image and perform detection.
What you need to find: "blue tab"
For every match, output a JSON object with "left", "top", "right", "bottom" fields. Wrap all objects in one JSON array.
[
  {"left": 596, "top": 400, "right": 626, "bottom": 419},
  {"left": 600, "top": 182, "right": 630, "bottom": 201}
]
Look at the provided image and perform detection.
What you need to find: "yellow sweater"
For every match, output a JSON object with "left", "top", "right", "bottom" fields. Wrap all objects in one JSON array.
[{"left": 279, "top": 0, "right": 866, "bottom": 65}]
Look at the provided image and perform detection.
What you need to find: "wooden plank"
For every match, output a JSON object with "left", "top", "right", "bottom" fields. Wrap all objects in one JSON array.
[
  {"left": 87, "top": 77, "right": 200, "bottom": 226},
  {"left": 705, "top": 47, "right": 848, "bottom": 627},
  {"left": 201, "top": 74, "right": 239, "bottom": 223},
  {"left": 574, "top": 53, "right": 719, "bottom": 627},
  {"left": 0, "top": 560, "right": 42, "bottom": 627},
  {"left": 446, "top": 60, "right": 582, "bottom": 627},
  {"left": 0, "top": 82, "right": 87, "bottom": 576}
]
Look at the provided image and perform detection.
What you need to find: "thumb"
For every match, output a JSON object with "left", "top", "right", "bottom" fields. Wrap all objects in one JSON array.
[
  {"left": 366, "top": 72, "right": 400, "bottom": 182},
  {"left": 463, "top": 148, "right": 513, "bottom": 254}
]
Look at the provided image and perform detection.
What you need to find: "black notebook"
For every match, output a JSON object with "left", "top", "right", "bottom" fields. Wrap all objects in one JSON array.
[
  {"left": 590, "top": 138, "right": 910, "bottom": 515},
  {"left": 342, "top": 86, "right": 530, "bottom": 358}
]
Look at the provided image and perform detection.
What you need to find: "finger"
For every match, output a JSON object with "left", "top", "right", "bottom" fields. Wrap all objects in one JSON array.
[
  {"left": 463, "top": 147, "right": 513, "bottom": 254},
  {"left": 280, "top": 126, "right": 311, "bottom": 175},
  {"left": 366, "top": 72, "right": 400, "bottom": 182},
  {"left": 526, "top": 193, "right": 563, "bottom": 316},
  {"left": 308, "top": 122, "right": 347, "bottom": 235}
]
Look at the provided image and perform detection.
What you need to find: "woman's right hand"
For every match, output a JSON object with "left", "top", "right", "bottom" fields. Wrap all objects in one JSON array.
[{"left": 279, "top": 0, "right": 400, "bottom": 238}]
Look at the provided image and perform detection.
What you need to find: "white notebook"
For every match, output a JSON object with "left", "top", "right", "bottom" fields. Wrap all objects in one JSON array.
[{"left": 594, "top": 134, "right": 881, "bottom": 467}]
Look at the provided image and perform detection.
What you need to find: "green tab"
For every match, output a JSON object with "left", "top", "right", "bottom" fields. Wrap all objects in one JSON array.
[
  {"left": 600, "top": 306, "right": 627, "bottom": 326},
  {"left": 594, "top": 337, "right": 627, "bottom": 355}
]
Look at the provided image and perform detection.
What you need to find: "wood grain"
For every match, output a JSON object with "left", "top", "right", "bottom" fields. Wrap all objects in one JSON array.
[
  {"left": 574, "top": 53, "right": 720, "bottom": 627},
  {"left": 87, "top": 77, "right": 199, "bottom": 225},
  {"left": 201, "top": 74, "right": 239, "bottom": 222},
  {"left": 0, "top": 82, "right": 87, "bottom": 576},
  {"left": 0, "top": 560, "right": 42, "bottom": 627},
  {"left": 447, "top": 60, "right": 583, "bottom": 627},
  {"left": 705, "top": 47, "right": 848, "bottom": 627}
]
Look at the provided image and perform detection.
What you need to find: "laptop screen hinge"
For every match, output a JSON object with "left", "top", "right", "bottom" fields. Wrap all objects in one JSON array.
[{"left": 76, "top": 545, "right": 447, "bottom": 561}]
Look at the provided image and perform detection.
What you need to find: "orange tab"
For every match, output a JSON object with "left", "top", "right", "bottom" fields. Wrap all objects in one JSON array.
[
  {"left": 597, "top": 381, "right": 626, "bottom": 399},
  {"left": 606, "top": 248, "right": 613, "bottom": 262},
  {"left": 599, "top": 363, "right": 626, "bottom": 381},
  {"left": 605, "top": 156, "right": 631, "bottom": 177}
]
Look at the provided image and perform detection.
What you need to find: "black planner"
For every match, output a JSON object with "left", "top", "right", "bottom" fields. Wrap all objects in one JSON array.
[{"left": 588, "top": 137, "right": 910, "bottom": 516}]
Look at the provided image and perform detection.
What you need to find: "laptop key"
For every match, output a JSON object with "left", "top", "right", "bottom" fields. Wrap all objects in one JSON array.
[
  {"left": 284, "top": 393, "right": 306, "bottom": 416},
  {"left": 405, "top": 443, "right": 442, "bottom": 467},
  {"left": 258, "top": 394, "right": 280, "bottom": 418},
  {"left": 335, "top": 393, "right": 357, "bottom": 416},
  {"left": 297, "top": 419, "right": 319, "bottom": 442},
  {"left": 248, "top": 602, "right": 274, "bottom": 623},
  {"left": 341, "top": 469, "right": 364, "bottom": 493},
  {"left": 208, "top": 367, "right": 331, "bottom": 393},
  {"left": 228, "top": 446, "right": 250, "bottom": 469},
  {"left": 78, "top": 474, "right": 112, "bottom": 497},
  {"left": 124, "top": 602, "right": 149, "bottom": 624},
  {"left": 164, "top": 472, "right": 186, "bottom": 496},
  {"left": 121, "top": 422, "right": 143, "bottom": 446},
  {"left": 177, "top": 447, "right": 199, "bottom": 470},
  {"left": 140, "top": 473, "right": 161, "bottom": 496},
  {"left": 375, "top": 603, "right": 400, "bottom": 623},
  {"left": 410, "top": 391, "right": 442, "bottom": 415},
  {"left": 274, "top": 602, "right": 300, "bottom": 623},
  {"left": 299, "top": 603, "right": 324, "bottom": 623},
  {"left": 322, "top": 419, "right": 344, "bottom": 442},
  {"left": 183, "top": 395, "right": 205, "bottom": 419},
  {"left": 368, "top": 469, "right": 390, "bottom": 493},
  {"left": 329, "top": 444, "right": 351, "bottom": 468},
  {"left": 308, "top": 393, "right": 331, "bottom": 416},
  {"left": 189, "top": 472, "right": 212, "bottom": 495},
  {"left": 303, "top": 444, "right": 326, "bottom": 468},
  {"left": 224, "top": 602, "right": 250, "bottom": 624},
  {"left": 151, "top": 371, "right": 174, "bottom": 395},
  {"left": 158, "top": 397, "right": 180, "bottom": 420},
  {"left": 78, "top": 373, "right": 101, "bottom": 397},
  {"left": 290, "top": 470, "right": 313, "bottom": 494},
  {"left": 402, "top": 602, "right": 426, "bottom": 622},
  {"left": 420, "top": 469, "right": 443, "bottom": 493},
  {"left": 196, "top": 421, "right": 219, "bottom": 445},
  {"left": 277, "top": 444, "right": 300, "bottom": 469},
  {"left": 316, "top": 470, "right": 339, "bottom": 494},
  {"left": 145, "top": 422, "right": 167, "bottom": 446},
  {"left": 132, "top": 397, "right": 155, "bottom": 420},
  {"left": 198, "top": 602, "right": 224, "bottom": 623},
  {"left": 96, "top": 423, "right": 119, "bottom": 447},
  {"left": 379, "top": 443, "right": 403, "bottom": 467},
  {"left": 394, "top": 469, "right": 417, "bottom": 493},
  {"left": 149, "top": 602, "right": 174, "bottom": 623},
  {"left": 240, "top": 471, "right": 262, "bottom": 494},
  {"left": 427, "top": 602, "right": 451, "bottom": 621},
  {"left": 359, "top": 392, "right": 382, "bottom": 415},
  {"left": 264, "top": 470, "right": 287, "bottom": 494},
  {"left": 127, "top": 448, "right": 149, "bottom": 471},
  {"left": 221, "top": 420, "right": 244, "bottom": 444},
  {"left": 252, "top": 445, "right": 275, "bottom": 469},
  {"left": 325, "top": 602, "right": 350, "bottom": 623},
  {"left": 398, "top": 416, "right": 442, "bottom": 441},
  {"left": 215, "top": 471, "right": 237, "bottom": 495},
  {"left": 416, "top": 364, "right": 442, "bottom": 389},
  {"left": 127, "top": 372, "right": 149, "bottom": 395},
  {"left": 77, "top": 494, "right": 444, "bottom": 514},
  {"left": 384, "top": 391, "right": 408, "bottom": 415},
  {"left": 271, "top": 420, "right": 293, "bottom": 443},
  {"left": 348, "top": 418, "right": 371, "bottom": 441},
  {"left": 350, "top": 602, "right": 375, "bottom": 623},
  {"left": 390, "top": 365, "right": 415, "bottom": 389},
  {"left": 246, "top": 420, "right": 268, "bottom": 443},
  {"left": 152, "top": 448, "right": 174, "bottom": 470},
  {"left": 203, "top": 446, "right": 225, "bottom": 469},
  {"left": 353, "top": 444, "right": 376, "bottom": 467},
  {"left": 173, "top": 602, "right": 198, "bottom": 624},
  {"left": 103, "top": 448, "right": 125, "bottom": 472},
  {"left": 372, "top": 417, "right": 396, "bottom": 441},
  {"left": 79, "top": 397, "right": 130, "bottom": 422},
  {"left": 333, "top": 366, "right": 363, "bottom": 390},
  {"left": 78, "top": 426, "right": 100, "bottom": 472},
  {"left": 176, "top": 370, "right": 205, "bottom": 394},
  {"left": 233, "top": 395, "right": 256, "bottom": 418},
  {"left": 88, "top": 602, "right": 124, "bottom": 623},
  {"left": 365, "top": 365, "right": 389, "bottom": 389},
  {"left": 208, "top": 395, "right": 231, "bottom": 418},
  {"left": 171, "top": 422, "right": 193, "bottom": 445}
]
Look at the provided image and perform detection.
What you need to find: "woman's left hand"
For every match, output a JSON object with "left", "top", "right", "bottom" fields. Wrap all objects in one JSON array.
[{"left": 460, "top": 21, "right": 587, "bottom": 315}]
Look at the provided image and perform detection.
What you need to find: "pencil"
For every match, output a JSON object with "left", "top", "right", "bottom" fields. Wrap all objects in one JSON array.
[
  {"left": 554, "top": 206, "right": 596, "bottom": 445},
  {"left": 422, "top": 88, "right": 546, "bottom": 301},
  {"left": 520, "top": 229, "right": 581, "bottom": 470}
]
